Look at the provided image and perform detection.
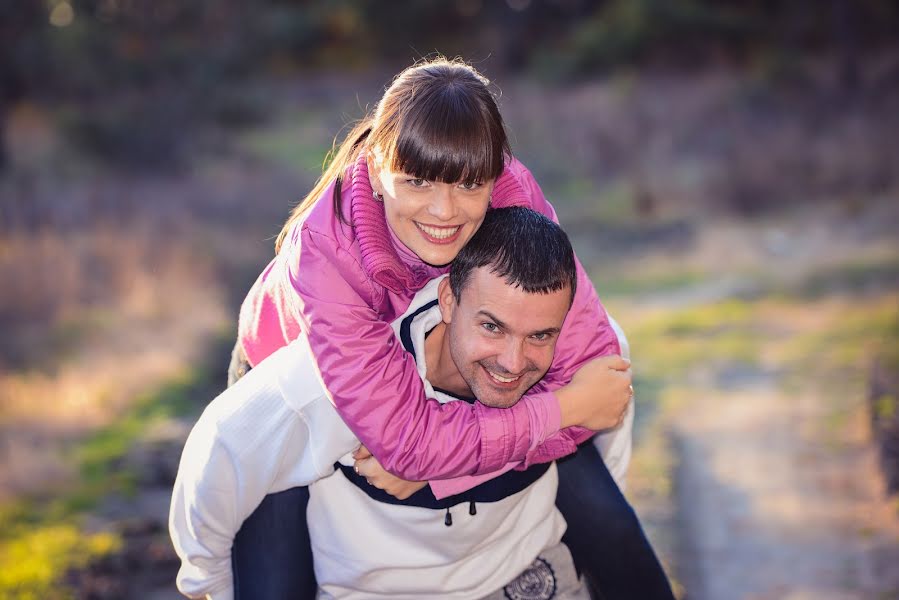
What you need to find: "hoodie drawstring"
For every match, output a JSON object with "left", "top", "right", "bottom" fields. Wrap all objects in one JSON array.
[{"left": 445, "top": 502, "right": 477, "bottom": 526}]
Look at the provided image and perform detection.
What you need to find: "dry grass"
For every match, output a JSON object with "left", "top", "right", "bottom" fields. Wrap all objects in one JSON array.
[
  {"left": 0, "top": 224, "right": 231, "bottom": 499},
  {"left": 502, "top": 55, "right": 899, "bottom": 228}
]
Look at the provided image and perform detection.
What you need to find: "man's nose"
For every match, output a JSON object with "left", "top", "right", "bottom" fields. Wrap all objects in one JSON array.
[
  {"left": 427, "top": 185, "right": 457, "bottom": 221},
  {"left": 497, "top": 340, "right": 527, "bottom": 375}
]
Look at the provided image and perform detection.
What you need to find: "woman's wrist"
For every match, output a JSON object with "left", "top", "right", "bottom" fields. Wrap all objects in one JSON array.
[{"left": 556, "top": 385, "right": 580, "bottom": 429}]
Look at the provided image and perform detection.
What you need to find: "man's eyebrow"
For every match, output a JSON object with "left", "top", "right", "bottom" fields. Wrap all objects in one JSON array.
[
  {"left": 476, "top": 310, "right": 507, "bottom": 330},
  {"left": 531, "top": 326, "right": 562, "bottom": 337},
  {"left": 477, "top": 310, "right": 561, "bottom": 336}
]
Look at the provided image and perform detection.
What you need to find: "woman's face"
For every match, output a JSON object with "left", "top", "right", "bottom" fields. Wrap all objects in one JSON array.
[{"left": 371, "top": 162, "right": 493, "bottom": 267}]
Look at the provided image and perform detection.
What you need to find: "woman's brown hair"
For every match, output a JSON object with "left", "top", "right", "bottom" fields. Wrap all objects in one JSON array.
[{"left": 274, "top": 58, "right": 511, "bottom": 253}]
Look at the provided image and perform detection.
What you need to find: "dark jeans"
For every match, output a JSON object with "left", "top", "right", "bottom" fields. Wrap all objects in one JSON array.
[
  {"left": 556, "top": 442, "right": 675, "bottom": 600},
  {"left": 228, "top": 340, "right": 674, "bottom": 600},
  {"left": 232, "top": 487, "right": 317, "bottom": 600}
]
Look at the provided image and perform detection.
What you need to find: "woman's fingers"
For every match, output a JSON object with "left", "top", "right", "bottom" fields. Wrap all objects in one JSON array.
[
  {"left": 598, "top": 354, "right": 631, "bottom": 371},
  {"left": 354, "top": 456, "right": 376, "bottom": 480},
  {"left": 352, "top": 444, "right": 372, "bottom": 460},
  {"left": 353, "top": 456, "right": 426, "bottom": 499}
]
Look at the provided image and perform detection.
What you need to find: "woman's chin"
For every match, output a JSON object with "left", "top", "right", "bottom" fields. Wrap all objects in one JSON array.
[{"left": 416, "top": 246, "right": 461, "bottom": 268}]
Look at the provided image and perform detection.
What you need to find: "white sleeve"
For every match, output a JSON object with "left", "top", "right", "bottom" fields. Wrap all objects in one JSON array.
[
  {"left": 168, "top": 352, "right": 325, "bottom": 600},
  {"left": 593, "top": 315, "right": 634, "bottom": 492},
  {"left": 169, "top": 423, "right": 246, "bottom": 600},
  {"left": 169, "top": 341, "right": 362, "bottom": 599}
]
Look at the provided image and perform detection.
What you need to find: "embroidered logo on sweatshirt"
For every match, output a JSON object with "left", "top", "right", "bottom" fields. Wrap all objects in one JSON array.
[{"left": 503, "top": 557, "right": 556, "bottom": 600}]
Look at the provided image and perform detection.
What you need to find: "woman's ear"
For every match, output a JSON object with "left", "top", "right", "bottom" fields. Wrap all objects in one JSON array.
[
  {"left": 367, "top": 148, "right": 384, "bottom": 195},
  {"left": 437, "top": 277, "right": 456, "bottom": 325}
]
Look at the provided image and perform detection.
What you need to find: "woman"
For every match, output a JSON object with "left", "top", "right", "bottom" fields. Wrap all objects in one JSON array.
[{"left": 229, "top": 57, "right": 673, "bottom": 599}]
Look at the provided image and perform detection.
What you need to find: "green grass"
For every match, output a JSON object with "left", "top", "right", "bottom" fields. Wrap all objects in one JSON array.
[
  {"left": 588, "top": 179, "right": 641, "bottom": 223},
  {"left": 796, "top": 258, "right": 899, "bottom": 299},
  {"left": 0, "top": 525, "right": 120, "bottom": 600},
  {"left": 237, "top": 109, "right": 334, "bottom": 175},
  {"left": 593, "top": 269, "right": 707, "bottom": 297},
  {"left": 0, "top": 360, "right": 218, "bottom": 598},
  {"left": 627, "top": 299, "right": 763, "bottom": 377},
  {"left": 780, "top": 300, "right": 899, "bottom": 373},
  {"left": 548, "top": 176, "right": 649, "bottom": 224}
]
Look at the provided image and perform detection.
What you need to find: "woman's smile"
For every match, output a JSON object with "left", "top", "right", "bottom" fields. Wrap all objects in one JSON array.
[
  {"left": 372, "top": 166, "right": 494, "bottom": 266},
  {"left": 414, "top": 222, "right": 463, "bottom": 244}
]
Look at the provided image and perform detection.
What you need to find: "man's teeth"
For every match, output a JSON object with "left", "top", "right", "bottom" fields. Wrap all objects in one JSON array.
[
  {"left": 417, "top": 223, "right": 459, "bottom": 239},
  {"left": 488, "top": 371, "right": 519, "bottom": 384}
]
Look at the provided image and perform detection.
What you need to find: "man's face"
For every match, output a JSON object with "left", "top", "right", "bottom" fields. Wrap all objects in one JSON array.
[{"left": 438, "top": 268, "right": 571, "bottom": 408}]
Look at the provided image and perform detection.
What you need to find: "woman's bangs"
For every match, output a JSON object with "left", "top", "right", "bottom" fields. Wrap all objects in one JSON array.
[{"left": 390, "top": 92, "right": 505, "bottom": 184}]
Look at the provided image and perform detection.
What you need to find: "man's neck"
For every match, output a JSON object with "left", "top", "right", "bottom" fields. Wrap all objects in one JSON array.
[{"left": 423, "top": 322, "right": 473, "bottom": 397}]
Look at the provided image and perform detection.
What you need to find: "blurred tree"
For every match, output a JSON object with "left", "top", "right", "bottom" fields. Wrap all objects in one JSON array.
[
  {"left": 831, "top": 0, "right": 860, "bottom": 93},
  {"left": 0, "top": 1, "right": 48, "bottom": 171},
  {"left": 528, "top": 0, "right": 899, "bottom": 79},
  {"left": 1, "top": 0, "right": 897, "bottom": 170}
]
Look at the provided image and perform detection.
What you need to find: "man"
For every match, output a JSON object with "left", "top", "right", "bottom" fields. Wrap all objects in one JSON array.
[
  {"left": 171, "top": 208, "right": 668, "bottom": 599},
  {"left": 303, "top": 206, "right": 599, "bottom": 599}
]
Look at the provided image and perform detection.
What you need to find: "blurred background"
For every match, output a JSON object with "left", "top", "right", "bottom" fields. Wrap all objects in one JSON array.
[{"left": 1, "top": 1, "right": 898, "bottom": 598}]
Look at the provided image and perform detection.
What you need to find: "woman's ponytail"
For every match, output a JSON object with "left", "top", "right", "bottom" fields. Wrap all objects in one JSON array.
[{"left": 274, "top": 118, "right": 373, "bottom": 253}]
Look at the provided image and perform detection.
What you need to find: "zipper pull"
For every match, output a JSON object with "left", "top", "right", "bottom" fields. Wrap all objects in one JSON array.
[
  {"left": 469, "top": 501, "right": 477, "bottom": 516},
  {"left": 444, "top": 507, "right": 453, "bottom": 527}
]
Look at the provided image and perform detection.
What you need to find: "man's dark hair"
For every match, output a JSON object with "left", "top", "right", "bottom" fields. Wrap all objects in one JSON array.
[{"left": 449, "top": 207, "right": 577, "bottom": 304}]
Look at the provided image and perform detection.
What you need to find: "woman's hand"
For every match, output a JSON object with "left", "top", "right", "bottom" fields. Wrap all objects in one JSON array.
[
  {"left": 556, "top": 355, "right": 633, "bottom": 431},
  {"left": 353, "top": 446, "right": 428, "bottom": 500}
]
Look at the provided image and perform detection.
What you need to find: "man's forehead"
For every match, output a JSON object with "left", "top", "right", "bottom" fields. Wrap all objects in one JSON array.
[{"left": 459, "top": 267, "right": 569, "bottom": 330}]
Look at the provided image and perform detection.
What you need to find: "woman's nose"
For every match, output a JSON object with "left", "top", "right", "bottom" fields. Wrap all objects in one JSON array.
[{"left": 427, "top": 185, "right": 457, "bottom": 221}]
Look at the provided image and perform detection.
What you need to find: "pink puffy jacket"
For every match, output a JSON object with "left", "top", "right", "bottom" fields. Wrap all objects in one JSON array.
[{"left": 238, "top": 153, "right": 620, "bottom": 496}]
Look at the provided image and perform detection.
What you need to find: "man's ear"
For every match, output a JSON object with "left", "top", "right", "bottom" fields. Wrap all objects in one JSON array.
[{"left": 437, "top": 277, "right": 456, "bottom": 324}]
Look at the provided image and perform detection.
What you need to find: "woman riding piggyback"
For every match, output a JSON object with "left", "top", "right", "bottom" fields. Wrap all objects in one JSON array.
[{"left": 235, "top": 58, "right": 632, "bottom": 490}]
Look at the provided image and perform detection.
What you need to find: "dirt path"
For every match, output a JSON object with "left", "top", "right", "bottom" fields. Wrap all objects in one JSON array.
[
  {"left": 572, "top": 191, "right": 899, "bottom": 599},
  {"left": 666, "top": 348, "right": 899, "bottom": 599}
]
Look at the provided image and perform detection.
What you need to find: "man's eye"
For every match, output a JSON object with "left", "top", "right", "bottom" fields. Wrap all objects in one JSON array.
[
  {"left": 481, "top": 323, "right": 498, "bottom": 333},
  {"left": 531, "top": 333, "right": 548, "bottom": 341}
]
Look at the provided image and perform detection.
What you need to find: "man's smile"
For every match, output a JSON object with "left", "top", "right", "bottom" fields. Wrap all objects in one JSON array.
[{"left": 480, "top": 364, "right": 524, "bottom": 388}]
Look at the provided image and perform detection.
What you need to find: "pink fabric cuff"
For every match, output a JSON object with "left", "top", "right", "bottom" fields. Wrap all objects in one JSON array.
[
  {"left": 471, "top": 399, "right": 515, "bottom": 473},
  {"left": 527, "top": 391, "right": 562, "bottom": 450},
  {"left": 430, "top": 462, "right": 518, "bottom": 500}
]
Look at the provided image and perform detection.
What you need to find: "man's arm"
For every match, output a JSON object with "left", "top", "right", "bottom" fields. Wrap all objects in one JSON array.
[{"left": 169, "top": 343, "right": 358, "bottom": 599}]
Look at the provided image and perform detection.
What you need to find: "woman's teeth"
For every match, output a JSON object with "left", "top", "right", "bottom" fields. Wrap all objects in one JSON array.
[{"left": 417, "top": 223, "right": 460, "bottom": 239}]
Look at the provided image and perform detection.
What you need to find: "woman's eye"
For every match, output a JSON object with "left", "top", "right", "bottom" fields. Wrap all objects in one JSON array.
[
  {"left": 407, "top": 178, "right": 427, "bottom": 187},
  {"left": 459, "top": 181, "right": 482, "bottom": 191}
]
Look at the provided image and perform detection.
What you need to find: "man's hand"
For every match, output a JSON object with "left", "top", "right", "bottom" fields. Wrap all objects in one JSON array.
[
  {"left": 353, "top": 445, "right": 428, "bottom": 500},
  {"left": 557, "top": 355, "right": 633, "bottom": 430}
]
